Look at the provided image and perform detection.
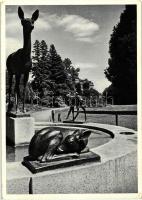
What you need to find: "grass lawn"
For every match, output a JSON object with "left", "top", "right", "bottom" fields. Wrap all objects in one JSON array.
[{"left": 58, "top": 110, "right": 137, "bottom": 131}]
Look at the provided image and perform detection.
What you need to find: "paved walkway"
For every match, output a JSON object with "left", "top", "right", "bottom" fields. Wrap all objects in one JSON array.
[{"left": 31, "top": 107, "right": 69, "bottom": 122}]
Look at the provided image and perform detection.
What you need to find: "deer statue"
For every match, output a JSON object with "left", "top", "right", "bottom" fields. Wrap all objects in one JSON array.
[{"left": 6, "top": 7, "right": 39, "bottom": 113}]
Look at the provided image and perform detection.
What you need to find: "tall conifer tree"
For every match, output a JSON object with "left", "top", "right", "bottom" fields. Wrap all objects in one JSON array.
[
  {"left": 49, "top": 44, "right": 68, "bottom": 97},
  {"left": 104, "top": 5, "right": 137, "bottom": 104}
]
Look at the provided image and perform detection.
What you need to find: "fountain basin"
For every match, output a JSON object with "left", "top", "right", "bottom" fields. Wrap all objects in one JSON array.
[
  {"left": 6, "top": 122, "right": 137, "bottom": 194},
  {"left": 7, "top": 125, "right": 112, "bottom": 162}
]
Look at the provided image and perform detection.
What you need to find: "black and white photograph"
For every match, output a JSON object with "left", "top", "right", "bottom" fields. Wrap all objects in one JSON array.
[{"left": 0, "top": 0, "right": 141, "bottom": 199}]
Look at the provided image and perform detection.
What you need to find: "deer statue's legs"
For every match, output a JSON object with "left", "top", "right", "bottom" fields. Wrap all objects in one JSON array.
[
  {"left": 73, "top": 106, "right": 87, "bottom": 122},
  {"left": 23, "top": 72, "right": 29, "bottom": 113},
  {"left": 7, "top": 73, "right": 13, "bottom": 112},
  {"left": 73, "top": 106, "right": 79, "bottom": 121},
  {"left": 81, "top": 106, "right": 87, "bottom": 121},
  {"left": 66, "top": 106, "right": 74, "bottom": 121},
  {"left": 15, "top": 74, "right": 21, "bottom": 113}
]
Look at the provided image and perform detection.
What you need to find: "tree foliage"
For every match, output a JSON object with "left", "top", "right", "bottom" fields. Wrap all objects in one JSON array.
[
  {"left": 32, "top": 40, "right": 49, "bottom": 96},
  {"left": 104, "top": 5, "right": 137, "bottom": 104},
  {"left": 83, "top": 79, "right": 99, "bottom": 97},
  {"left": 63, "top": 58, "right": 80, "bottom": 91},
  {"left": 31, "top": 41, "right": 74, "bottom": 105},
  {"left": 31, "top": 40, "right": 99, "bottom": 107}
]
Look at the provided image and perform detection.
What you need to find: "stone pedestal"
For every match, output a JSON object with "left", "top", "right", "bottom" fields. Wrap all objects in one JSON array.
[
  {"left": 6, "top": 113, "right": 35, "bottom": 146},
  {"left": 22, "top": 151, "right": 101, "bottom": 174}
]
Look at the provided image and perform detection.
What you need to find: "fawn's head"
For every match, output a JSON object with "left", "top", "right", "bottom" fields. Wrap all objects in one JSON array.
[{"left": 18, "top": 7, "right": 39, "bottom": 33}]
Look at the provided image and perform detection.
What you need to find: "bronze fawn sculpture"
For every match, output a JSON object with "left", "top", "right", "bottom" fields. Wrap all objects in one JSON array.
[
  {"left": 7, "top": 7, "right": 39, "bottom": 113},
  {"left": 28, "top": 127, "right": 91, "bottom": 163}
]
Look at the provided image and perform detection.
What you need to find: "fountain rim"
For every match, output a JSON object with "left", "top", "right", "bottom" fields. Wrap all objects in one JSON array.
[{"left": 35, "top": 121, "right": 137, "bottom": 138}]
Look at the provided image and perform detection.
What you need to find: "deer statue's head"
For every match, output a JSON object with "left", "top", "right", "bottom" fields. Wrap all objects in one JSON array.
[{"left": 18, "top": 7, "right": 39, "bottom": 33}]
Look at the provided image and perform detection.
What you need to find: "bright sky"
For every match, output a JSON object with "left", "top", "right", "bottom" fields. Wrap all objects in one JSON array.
[{"left": 6, "top": 5, "right": 125, "bottom": 93}]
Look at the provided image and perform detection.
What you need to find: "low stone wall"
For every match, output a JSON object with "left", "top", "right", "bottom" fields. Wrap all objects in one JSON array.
[
  {"left": 30, "top": 151, "right": 137, "bottom": 193},
  {"left": 7, "top": 151, "right": 137, "bottom": 194}
]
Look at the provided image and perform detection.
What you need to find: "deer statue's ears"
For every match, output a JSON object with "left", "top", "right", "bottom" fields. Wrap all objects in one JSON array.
[
  {"left": 18, "top": 7, "right": 24, "bottom": 20},
  {"left": 31, "top": 10, "right": 39, "bottom": 22}
]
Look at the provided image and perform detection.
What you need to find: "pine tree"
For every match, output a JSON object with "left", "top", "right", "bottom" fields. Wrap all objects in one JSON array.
[
  {"left": 63, "top": 58, "right": 80, "bottom": 91},
  {"left": 31, "top": 40, "right": 51, "bottom": 97},
  {"left": 31, "top": 40, "right": 41, "bottom": 92},
  {"left": 49, "top": 44, "right": 68, "bottom": 97},
  {"left": 39, "top": 40, "right": 51, "bottom": 96},
  {"left": 104, "top": 5, "right": 136, "bottom": 104}
]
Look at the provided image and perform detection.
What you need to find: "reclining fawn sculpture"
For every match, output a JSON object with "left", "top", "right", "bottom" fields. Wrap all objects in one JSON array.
[
  {"left": 28, "top": 127, "right": 91, "bottom": 163},
  {"left": 7, "top": 7, "right": 39, "bottom": 113}
]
